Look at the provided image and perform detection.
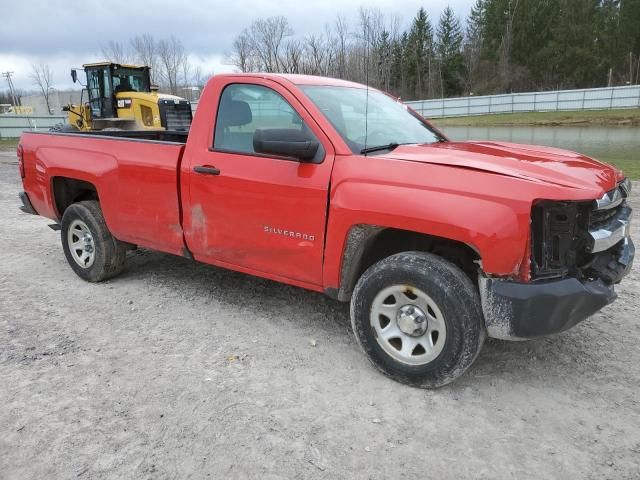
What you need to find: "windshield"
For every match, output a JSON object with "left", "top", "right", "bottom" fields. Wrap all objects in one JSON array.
[
  {"left": 112, "top": 68, "right": 150, "bottom": 93},
  {"left": 300, "top": 85, "right": 443, "bottom": 154}
]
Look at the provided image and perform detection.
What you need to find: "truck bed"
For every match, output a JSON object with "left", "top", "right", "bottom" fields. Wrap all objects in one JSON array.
[{"left": 20, "top": 131, "right": 188, "bottom": 256}]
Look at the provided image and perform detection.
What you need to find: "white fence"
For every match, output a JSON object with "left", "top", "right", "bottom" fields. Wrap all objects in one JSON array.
[
  {"left": 3, "top": 85, "right": 639, "bottom": 137},
  {"left": 406, "top": 85, "right": 640, "bottom": 118},
  {"left": 0, "top": 115, "right": 67, "bottom": 138}
]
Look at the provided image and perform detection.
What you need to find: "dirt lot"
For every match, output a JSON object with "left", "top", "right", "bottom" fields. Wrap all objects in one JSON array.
[{"left": 1, "top": 150, "right": 639, "bottom": 479}]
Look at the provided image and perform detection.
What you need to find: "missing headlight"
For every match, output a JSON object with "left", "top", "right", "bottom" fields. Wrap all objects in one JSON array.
[{"left": 531, "top": 201, "right": 590, "bottom": 280}]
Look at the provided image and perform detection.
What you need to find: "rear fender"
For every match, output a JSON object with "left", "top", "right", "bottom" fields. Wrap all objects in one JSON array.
[{"left": 29, "top": 145, "right": 118, "bottom": 229}]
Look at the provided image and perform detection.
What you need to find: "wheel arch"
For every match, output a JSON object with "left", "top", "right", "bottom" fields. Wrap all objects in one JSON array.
[
  {"left": 51, "top": 176, "right": 99, "bottom": 219},
  {"left": 328, "top": 224, "right": 481, "bottom": 302}
]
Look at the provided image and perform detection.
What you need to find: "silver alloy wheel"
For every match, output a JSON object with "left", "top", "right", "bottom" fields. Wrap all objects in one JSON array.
[
  {"left": 67, "top": 219, "right": 96, "bottom": 268},
  {"left": 370, "top": 285, "right": 447, "bottom": 366}
]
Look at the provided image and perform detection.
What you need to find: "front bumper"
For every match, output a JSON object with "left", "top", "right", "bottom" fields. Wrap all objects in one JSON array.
[{"left": 479, "top": 237, "right": 634, "bottom": 340}]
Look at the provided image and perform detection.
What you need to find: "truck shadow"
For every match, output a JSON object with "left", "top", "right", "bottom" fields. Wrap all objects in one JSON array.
[
  {"left": 121, "top": 248, "right": 351, "bottom": 334},
  {"left": 121, "top": 248, "right": 616, "bottom": 389}
]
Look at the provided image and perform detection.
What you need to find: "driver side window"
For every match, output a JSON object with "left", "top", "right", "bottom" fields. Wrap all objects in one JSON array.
[{"left": 213, "top": 84, "right": 307, "bottom": 154}]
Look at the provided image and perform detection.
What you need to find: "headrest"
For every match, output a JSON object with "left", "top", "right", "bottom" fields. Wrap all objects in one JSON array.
[{"left": 219, "top": 99, "right": 252, "bottom": 127}]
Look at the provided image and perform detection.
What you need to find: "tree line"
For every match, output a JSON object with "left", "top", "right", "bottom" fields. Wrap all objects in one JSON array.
[
  {"left": 229, "top": 0, "right": 640, "bottom": 101},
  {"left": 3, "top": 1, "right": 639, "bottom": 106}
]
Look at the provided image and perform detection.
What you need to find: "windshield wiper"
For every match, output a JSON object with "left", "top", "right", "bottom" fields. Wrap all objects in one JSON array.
[{"left": 360, "top": 142, "right": 400, "bottom": 155}]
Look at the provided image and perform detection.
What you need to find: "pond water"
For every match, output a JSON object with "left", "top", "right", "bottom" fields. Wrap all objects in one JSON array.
[{"left": 439, "top": 125, "right": 640, "bottom": 160}]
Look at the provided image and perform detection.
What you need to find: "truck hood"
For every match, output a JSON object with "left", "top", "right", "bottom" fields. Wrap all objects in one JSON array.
[{"left": 381, "top": 141, "right": 619, "bottom": 192}]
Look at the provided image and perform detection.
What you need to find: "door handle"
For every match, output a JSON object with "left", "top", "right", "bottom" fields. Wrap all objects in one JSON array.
[{"left": 194, "top": 165, "right": 221, "bottom": 176}]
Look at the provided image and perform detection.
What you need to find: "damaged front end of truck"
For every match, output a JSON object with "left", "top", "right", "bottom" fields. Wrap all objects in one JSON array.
[{"left": 480, "top": 178, "right": 634, "bottom": 340}]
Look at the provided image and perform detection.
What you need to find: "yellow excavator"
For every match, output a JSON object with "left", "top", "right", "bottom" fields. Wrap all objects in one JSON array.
[{"left": 58, "top": 62, "right": 192, "bottom": 132}]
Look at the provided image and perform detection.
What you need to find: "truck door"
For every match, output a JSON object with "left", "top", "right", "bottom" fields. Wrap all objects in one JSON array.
[{"left": 183, "top": 80, "right": 335, "bottom": 287}]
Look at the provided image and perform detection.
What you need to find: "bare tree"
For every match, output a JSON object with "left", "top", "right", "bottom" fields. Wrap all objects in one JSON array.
[
  {"left": 249, "top": 17, "right": 293, "bottom": 72},
  {"left": 30, "top": 63, "right": 54, "bottom": 114},
  {"left": 226, "top": 10, "right": 404, "bottom": 92},
  {"left": 157, "top": 36, "right": 187, "bottom": 94},
  {"left": 130, "top": 34, "right": 159, "bottom": 83},
  {"left": 334, "top": 16, "right": 350, "bottom": 78},
  {"left": 282, "top": 39, "right": 304, "bottom": 73},
  {"left": 228, "top": 17, "right": 293, "bottom": 73},
  {"left": 101, "top": 41, "right": 130, "bottom": 63},
  {"left": 230, "top": 31, "right": 254, "bottom": 72},
  {"left": 180, "top": 54, "right": 192, "bottom": 88},
  {"left": 304, "top": 34, "right": 329, "bottom": 75},
  {"left": 191, "top": 66, "right": 206, "bottom": 87},
  {"left": 102, "top": 34, "right": 196, "bottom": 94}
]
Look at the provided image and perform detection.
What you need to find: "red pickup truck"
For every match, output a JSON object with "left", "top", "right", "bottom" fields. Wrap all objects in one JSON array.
[{"left": 18, "top": 74, "right": 634, "bottom": 387}]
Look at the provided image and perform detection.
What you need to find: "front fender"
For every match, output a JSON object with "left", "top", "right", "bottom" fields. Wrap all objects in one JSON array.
[{"left": 322, "top": 179, "right": 532, "bottom": 293}]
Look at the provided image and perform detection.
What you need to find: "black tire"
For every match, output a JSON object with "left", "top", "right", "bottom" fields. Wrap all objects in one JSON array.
[
  {"left": 60, "top": 201, "right": 126, "bottom": 282},
  {"left": 350, "top": 251, "right": 485, "bottom": 388}
]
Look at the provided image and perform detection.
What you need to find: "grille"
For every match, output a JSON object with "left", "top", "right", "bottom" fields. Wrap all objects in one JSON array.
[
  {"left": 158, "top": 100, "right": 192, "bottom": 131},
  {"left": 589, "top": 206, "right": 621, "bottom": 230},
  {"left": 589, "top": 185, "right": 626, "bottom": 230}
]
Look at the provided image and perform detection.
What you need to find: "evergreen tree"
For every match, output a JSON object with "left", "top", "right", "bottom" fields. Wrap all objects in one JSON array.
[
  {"left": 467, "top": 0, "right": 486, "bottom": 40},
  {"left": 390, "top": 33, "right": 408, "bottom": 98},
  {"left": 549, "top": 0, "right": 603, "bottom": 88},
  {"left": 436, "top": 6, "right": 465, "bottom": 96},
  {"left": 376, "top": 30, "right": 393, "bottom": 91},
  {"left": 509, "top": 0, "right": 556, "bottom": 89},
  {"left": 406, "top": 8, "right": 435, "bottom": 98},
  {"left": 463, "top": 0, "right": 487, "bottom": 93},
  {"left": 619, "top": 0, "right": 640, "bottom": 83}
]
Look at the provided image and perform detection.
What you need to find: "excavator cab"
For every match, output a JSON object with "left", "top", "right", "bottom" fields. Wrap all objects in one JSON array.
[
  {"left": 83, "top": 63, "right": 150, "bottom": 121},
  {"left": 62, "top": 61, "right": 192, "bottom": 132}
]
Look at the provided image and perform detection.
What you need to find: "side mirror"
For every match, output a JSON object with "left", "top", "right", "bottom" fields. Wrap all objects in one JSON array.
[
  {"left": 253, "top": 128, "right": 320, "bottom": 162},
  {"left": 71, "top": 69, "right": 78, "bottom": 83}
]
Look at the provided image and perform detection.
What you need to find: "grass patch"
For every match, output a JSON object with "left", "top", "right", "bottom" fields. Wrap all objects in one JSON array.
[
  {"left": 557, "top": 144, "right": 639, "bottom": 179},
  {"left": 431, "top": 109, "right": 640, "bottom": 127},
  {"left": 593, "top": 156, "right": 640, "bottom": 180},
  {"left": 0, "top": 138, "right": 19, "bottom": 151}
]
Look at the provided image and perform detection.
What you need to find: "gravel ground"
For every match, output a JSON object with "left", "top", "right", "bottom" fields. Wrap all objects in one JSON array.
[{"left": 1, "top": 149, "right": 639, "bottom": 479}]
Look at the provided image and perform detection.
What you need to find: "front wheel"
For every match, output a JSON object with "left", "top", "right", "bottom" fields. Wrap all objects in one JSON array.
[
  {"left": 350, "top": 251, "right": 485, "bottom": 388},
  {"left": 61, "top": 201, "right": 126, "bottom": 282}
]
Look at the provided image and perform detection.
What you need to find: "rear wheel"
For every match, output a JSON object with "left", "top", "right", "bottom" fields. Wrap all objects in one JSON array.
[
  {"left": 61, "top": 201, "right": 126, "bottom": 282},
  {"left": 350, "top": 251, "right": 485, "bottom": 388}
]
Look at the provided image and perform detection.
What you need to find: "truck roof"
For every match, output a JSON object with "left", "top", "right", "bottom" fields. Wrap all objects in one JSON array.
[{"left": 219, "top": 73, "right": 366, "bottom": 89}]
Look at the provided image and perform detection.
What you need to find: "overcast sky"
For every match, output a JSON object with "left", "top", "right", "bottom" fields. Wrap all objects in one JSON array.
[{"left": 2, "top": 0, "right": 474, "bottom": 91}]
